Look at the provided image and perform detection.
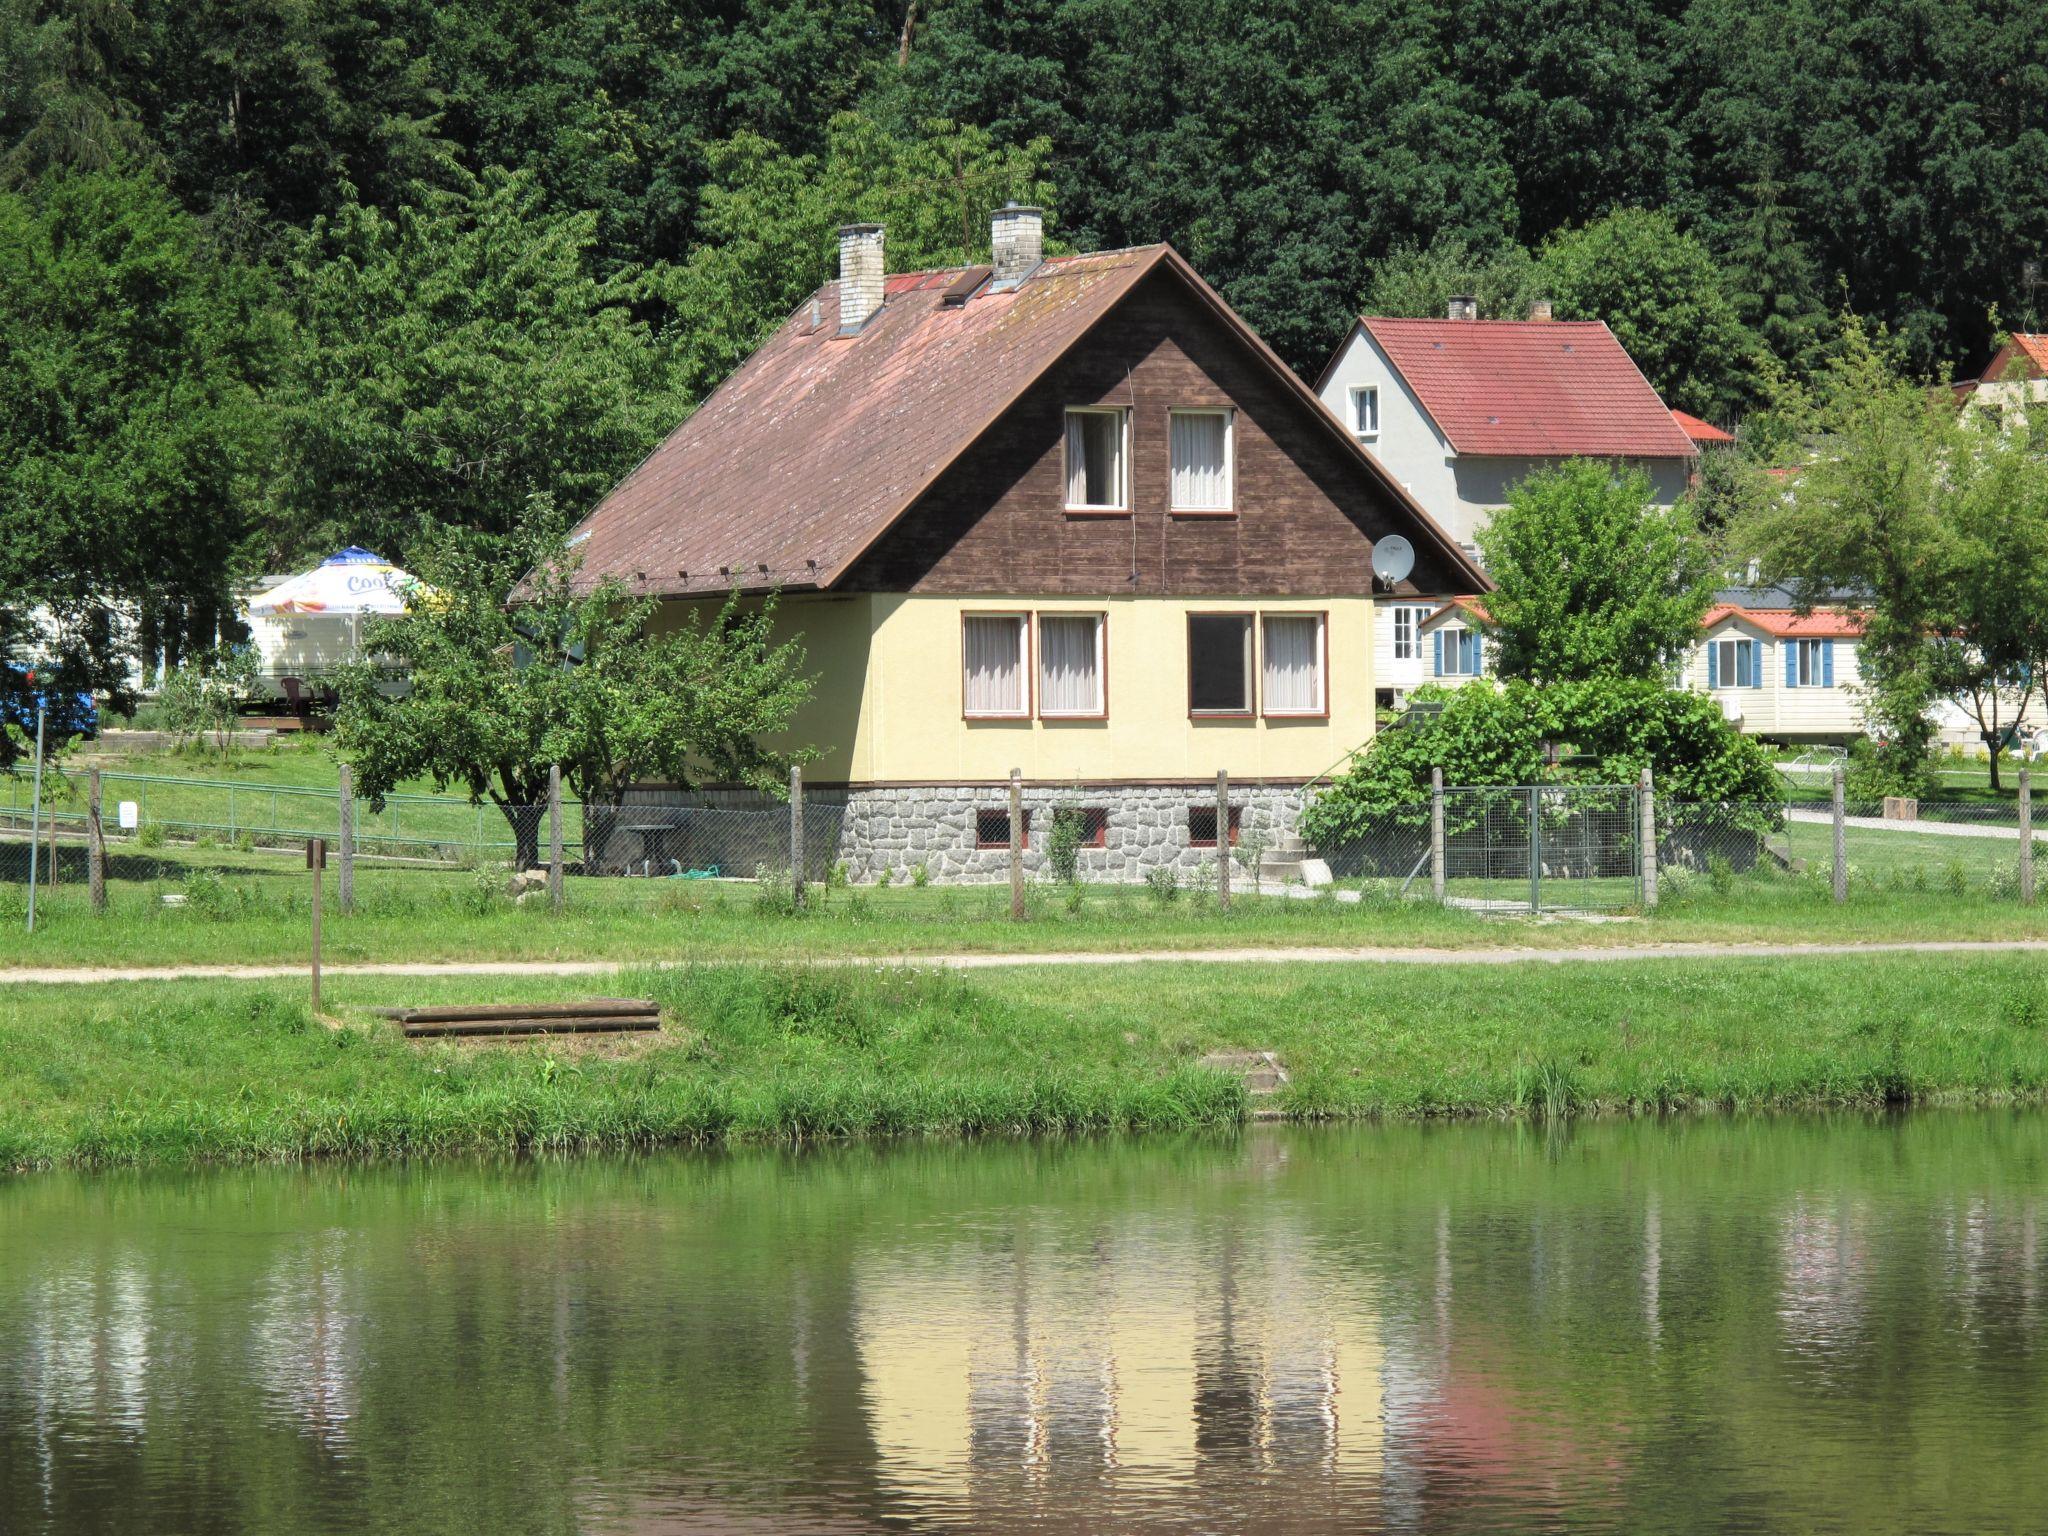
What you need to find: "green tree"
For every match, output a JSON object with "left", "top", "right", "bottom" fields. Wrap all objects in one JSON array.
[
  {"left": 1478, "top": 460, "right": 1716, "bottom": 685},
  {"left": 274, "top": 166, "right": 673, "bottom": 563},
  {"left": 1539, "top": 208, "right": 1764, "bottom": 418},
  {"left": 331, "top": 506, "right": 816, "bottom": 871},
  {"left": 1361, "top": 234, "right": 1545, "bottom": 320}
]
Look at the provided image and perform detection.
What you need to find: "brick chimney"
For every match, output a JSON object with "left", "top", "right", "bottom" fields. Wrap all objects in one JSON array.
[
  {"left": 837, "top": 223, "right": 885, "bottom": 334},
  {"left": 989, "top": 203, "right": 1044, "bottom": 290},
  {"left": 1529, "top": 298, "right": 1554, "bottom": 322},
  {"left": 1447, "top": 294, "right": 1478, "bottom": 322}
]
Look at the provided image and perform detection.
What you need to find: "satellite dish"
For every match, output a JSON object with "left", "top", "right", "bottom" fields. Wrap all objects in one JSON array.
[{"left": 1370, "top": 535, "right": 1415, "bottom": 586}]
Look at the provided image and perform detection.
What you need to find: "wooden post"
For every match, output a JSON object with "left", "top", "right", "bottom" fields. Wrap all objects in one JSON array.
[
  {"left": 308, "top": 837, "right": 325, "bottom": 1017},
  {"left": 789, "top": 765, "right": 806, "bottom": 910},
  {"left": 1639, "top": 767, "right": 1657, "bottom": 909},
  {"left": 548, "top": 764, "right": 564, "bottom": 915},
  {"left": 1831, "top": 762, "right": 1847, "bottom": 903},
  {"left": 87, "top": 767, "right": 106, "bottom": 913},
  {"left": 1430, "top": 767, "right": 1446, "bottom": 902},
  {"left": 1009, "top": 768, "right": 1026, "bottom": 921},
  {"left": 1216, "top": 768, "right": 1231, "bottom": 910},
  {"left": 336, "top": 761, "right": 355, "bottom": 915},
  {"left": 2021, "top": 768, "right": 2036, "bottom": 906}
]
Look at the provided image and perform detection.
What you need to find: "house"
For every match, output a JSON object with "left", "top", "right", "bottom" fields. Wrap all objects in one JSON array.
[
  {"left": 1685, "top": 595, "right": 1866, "bottom": 742},
  {"left": 1414, "top": 597, "right": 1492, "bottom": 687},
  {"left": 1316, "top": 301, "right": 1698, "bottom": 703},
  {"left": 1947, "top": 334, "right": 2048, "bottom": 427},
  {"left": 566, "top": 208, "right": 1483, "bottom": 878},
  {"left": 1671, "top": 409, "right": 1735, "bottom": 448}
]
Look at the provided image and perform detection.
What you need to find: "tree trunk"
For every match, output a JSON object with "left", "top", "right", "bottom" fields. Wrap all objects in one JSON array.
[{"left": 1990, "top": 744, "right": 2004, "bottom": 793}]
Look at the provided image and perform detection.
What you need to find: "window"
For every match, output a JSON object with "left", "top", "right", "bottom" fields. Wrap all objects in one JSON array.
[
  {"left": 1064, "top": 408, "right": 1128, "bottom": 511},
  {"left": 1262, "top": 614, "right": 1327, "bottom": 716},
  {"left": 1076, "top": 807, "right": 1109, "bottom": 848},
  {"left": 1188, "top": 805, "right": 1243, "bottom": 848},
  {"left": 1349, "top": 385, "right": 1380, "bottom": 439},
  {"left": 1434, "top": 626, "right": 1483, "bottom": 677},
  {"left": 976, "top": 808, "right": 1030, "bottom": 849},
  {"left": 962, "top": 614, "right": 1029, "bottom": 717},
  {"left": 1170, "top": 409, "right": 1233, "bottom": 511},
  {"left": 1710, "top": 637, "right": 1758, "bottom": 689},
  {"left": 1789, "top": 638, "right": 1833, "bottom": 688},
  {"left": 1391, "top": 604, "right": 1428, "bottom": 661},
  {"left": 1188, "top": 614, "right": 1254, "bottom": 715},
  {"left": 1037, "top": 613, "right": 1105, "bottom": 717}
]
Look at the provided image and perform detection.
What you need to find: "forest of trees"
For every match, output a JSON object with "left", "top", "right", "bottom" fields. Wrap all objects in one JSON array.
[{"left": 5, "top": 0, "right": 2048, "bottom": 698}]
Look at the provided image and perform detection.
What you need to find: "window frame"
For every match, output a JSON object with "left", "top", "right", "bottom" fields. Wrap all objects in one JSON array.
[
  {"left": 1078, "top": 807, "right": 1109, "bottom": 849},
  {"left": 1391, "top": 604, "right": 1427, "bottom": 662},
  {"left": 1712, "top": 636, "right": 1756, "bottom": 690},
  {"left": 975, "top": 807, "right": 1031, "bottom": 850},
  {"left": 1439, "top": 624, "right": 1482, "bottom": 677},
  {"left": 1260, "top": 611, "right": 1329, "bottom": 719},
  {"left": 1167, "top": 406, "right": 1236, "bottom": 517},
  {"left": 1186, "top": 611, "right": 1257, "bottom": 719},
  {"left": 1349, "top": 384, "right": 1380, "bottom": 440},
  {"left": 1794, "top": 637, "right": 1826, "bottom": 688},
  {"left": 960, "top": 611, "right": 1033, "bottom": 721},
  {"left": 1034, "top": 610, "right": 1109, "bottom": 721},
  {"left": 1188, "top": 804, "right": 1243, "bottom": 849},
  {"left": 1063, "top": 406, "right": 1131, "bottom": 516}
]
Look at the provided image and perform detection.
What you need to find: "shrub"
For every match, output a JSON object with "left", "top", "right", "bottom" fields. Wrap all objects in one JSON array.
[
  {"left": 911, "top": 861, "right": 931, "bottom": 888},
  {"left": 2002, "top": 987, "right": 2044, "bottom": 1030},
  {"left": 1045, "top": 807, "right": 1085, "bottom": 885},
  {"left": 182, "top": 867, "right": 250, "bottom": 920},
  {"left": 1706, "top": 854, "right": 1735, "bottom": 896},
  {"left": 137, "top": 822, "right": 166, "bottom": 849},
  {"left": 457, "top": 863, "right": 505, "bottom": 916},
  {"left": 874, "top": 867, "right": 893, "bottom": 888},
  {"left": 751, "top": 863, "right": 801, "bottom": 916},
  {"left": 1145, "top": 864, "right": 1181, "bottom": 904},
  {"left": 1989, "top": 861, "right": 2020, "bottom": 901}
]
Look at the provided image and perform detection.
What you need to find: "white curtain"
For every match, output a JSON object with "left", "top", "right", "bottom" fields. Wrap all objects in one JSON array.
[
  {"left": 1066, "top": 411, "right": 1123, "bottom": 506},
  {"left": 1263, "top": 616, "right": 1322, "bottom": 713},
  {"left": 1171, "top": 411, "right": 1229, "bottom": 509},
  {"left": 1065, "top": 413, "right": 1090, "bottom": 505},
  {"left": 964, "top": 616, "right": 1025, "bottom": 714},
  {"left": 1039, "top": 616, "right": 1102, "bottom": 715}
]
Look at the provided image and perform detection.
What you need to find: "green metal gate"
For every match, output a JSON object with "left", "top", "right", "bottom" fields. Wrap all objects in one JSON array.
[{"left": 1440, "top": 784, "right": 1643, "bottom": 912}]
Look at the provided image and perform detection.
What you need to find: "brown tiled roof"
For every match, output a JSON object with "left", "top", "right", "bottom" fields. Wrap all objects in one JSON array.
[
  {"left": 569, "top": 245, "right": 1485, "bottom": 597},
  {"left": 1352, "top": 318, "right": 1700, "bottom": 460}
]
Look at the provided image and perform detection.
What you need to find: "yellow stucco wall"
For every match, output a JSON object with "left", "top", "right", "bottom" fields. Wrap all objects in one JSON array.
[{"left": 657, "top": 592, "right": 1377, "bottom": 785}]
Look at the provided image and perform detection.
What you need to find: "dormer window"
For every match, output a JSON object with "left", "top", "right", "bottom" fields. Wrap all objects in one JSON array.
[{"left": 1064, "top": 408, "right": 1128, "bottom": 513}]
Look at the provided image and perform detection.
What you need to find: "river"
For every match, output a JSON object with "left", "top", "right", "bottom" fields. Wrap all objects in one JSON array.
[{"left": 1, "top": 1114, "right": 2043, "bottom": 1533}]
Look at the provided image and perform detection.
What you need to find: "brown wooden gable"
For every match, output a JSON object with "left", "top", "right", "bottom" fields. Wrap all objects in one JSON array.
[{"left": 835, "top": 267, "right": 1469, "bottom": 597}]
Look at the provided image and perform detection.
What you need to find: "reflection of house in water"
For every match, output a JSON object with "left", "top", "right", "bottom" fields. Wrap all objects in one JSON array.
[
  {"left": 854, "top": 1226, "right": 1383, "bottom": 1525},
  {"left": 251, "top": 1240, "right": 359, "bottom": 1451},
  {"left": 1778, "top": 1197, "right": 1872, "bottom": 1359}
]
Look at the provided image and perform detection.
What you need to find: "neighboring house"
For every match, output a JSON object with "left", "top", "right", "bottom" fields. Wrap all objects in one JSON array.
[
  {"left": 567, "top": 207, "right": 1483, "bottom": 877},
  {"left": 1316, "top": 302, "right": 1697, "bottom": 703},
  {"left": 1413, "top": 597, "right": 1492, "bottom": 688},
  {"left": 1671, "top": 409, "right": 1735, "bottom": 449},
  {"left": 1947, "top": 333, "right": 2048, "bottom": 429},
  {"left": 1685, "top": 597, "right": 1866, "bottom": 742}
]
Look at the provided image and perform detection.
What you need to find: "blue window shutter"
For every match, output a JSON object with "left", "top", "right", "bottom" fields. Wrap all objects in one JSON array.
[
  {"left": 1785, "top": 643, "right": 1797, "bottom": 689},
  {"left": 1473, "top": 633, "right": 1485, "bottom": 674},
  {"left": 1433, "top": 630, "right": 1443, "bottom": 677},
  {"left": 1750, "top": 642, "right": 1762, "bottom": 689},
  {"left": 1708, "top": 644, "right": 1720, "bottom": 689},
  {"left": 1823, "top": 639, "right": 1835, "bottom": 687}
]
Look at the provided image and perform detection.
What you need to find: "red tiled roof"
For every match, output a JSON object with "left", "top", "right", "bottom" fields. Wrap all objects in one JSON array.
[
  {"left": 1357, "top": 318, "right": 1699, "bottom": 460},
  {"left": 1420, "top": 595, "right": 1491, "bottom": 628},
  {"left": 1702, "top": 604, "right": 1864, "bottom": 638},
  {"left": 1670, "top": 408, "right": 1734, "bottom": 445},
  {"left": 569, "top": 247, "right": 1485, "bottom": 598},
  {"left": 1979, "top": 335, "right": 2048, "bottom": 382}
]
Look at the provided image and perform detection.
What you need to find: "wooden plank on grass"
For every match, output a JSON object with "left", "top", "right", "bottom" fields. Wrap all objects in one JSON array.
[
  {"left": 401, "top": 1013, "right": 661, "bottom": 1039},
  {"left": 382, "top": 999, "right": 658, "bottom": 1024}
]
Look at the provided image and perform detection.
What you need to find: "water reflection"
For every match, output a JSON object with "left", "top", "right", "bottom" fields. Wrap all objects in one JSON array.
[{"left": 0, "top": 1114, "right": 2045, "bottom": 1534}]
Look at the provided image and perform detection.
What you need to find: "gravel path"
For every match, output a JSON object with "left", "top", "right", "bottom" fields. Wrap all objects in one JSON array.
[
  {"left": 1, "top": 938, "right": 2044, "bottom": 986},
  {"left": 1784, "top": 808, "right": 2042, "bottom": 841}
]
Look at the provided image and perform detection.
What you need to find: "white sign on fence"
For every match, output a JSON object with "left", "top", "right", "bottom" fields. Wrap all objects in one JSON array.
[{"left": 118, "top": 801, "right": 139, "bottom": 830}]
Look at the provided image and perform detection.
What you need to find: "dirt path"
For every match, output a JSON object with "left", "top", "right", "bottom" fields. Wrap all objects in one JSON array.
[{"left": 1, "top": 938, "right": 2045, "bottom": 986}]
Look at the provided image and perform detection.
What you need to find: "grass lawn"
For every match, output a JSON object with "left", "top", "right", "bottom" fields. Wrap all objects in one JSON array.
[{"left": 4, "top": 952, "right": 2045, "bottom": 1169}]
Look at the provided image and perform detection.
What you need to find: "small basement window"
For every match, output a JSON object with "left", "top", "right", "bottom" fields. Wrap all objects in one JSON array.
[
  {"left": 1080, "top": 807, "right": 1109, "bottom": 847},
  {"left": 976, "top": 808, "right": 1030, "bottom": 849},
  {"left": 1188, "top": 805, "right": 1242, "bottom": 848},
  {"left": 1064, "top": 408, "right": 1128, "bottom": 511},
  {"left": 1188, "top": 613, "right": 1254, "bottom": 715}
]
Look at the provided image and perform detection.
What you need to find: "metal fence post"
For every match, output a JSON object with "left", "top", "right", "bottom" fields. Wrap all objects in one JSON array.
[
  {"left": 1009, "top": 768, "right": 1026, "bottom": 921},
  {"left": 1527, "top": 786, "right": 1541, "bottom": 915},
  {"left": 336, "top": 761, "right": 355, "bottom": 915},
  {"left": 1831, "top": 762, "right": 1847, "bottom": 903},
  {"left": 1216, "top": 768, "right": 1231, "bottom": 911},
  {"left": 1639, "top": 767, "right": 1657, "bottom": 909},
  {"left": 548, "top": 764, "right": 564, "bottom": 915},
  {"left": 2021, "top": 767, "right": 2036, "bottom": 906},
  {"left": 789, "top": 765, "right": 806, "bottom": 910},
  {"left": 87, "top": 767, "right": 106, "bottom": 913},
  {"left": 1430, "top": 767, "right": 1446, "bottom": 902}
]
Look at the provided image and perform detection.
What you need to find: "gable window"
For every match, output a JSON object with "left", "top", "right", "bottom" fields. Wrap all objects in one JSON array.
[
  {"left": 1434, "top": 626, "right": 1483, "bottom": 677},
  {"left": 1065, "top": 408, "right": 1128, "bottom": 511},
  {"left": 1350, "top": 385, "right": 1380, "bottom": 439},
  {"left": 1188, "top": 804, "right": 1243, "bottom": 848},
  {"left": 976, "top": 808, "right": 1030, "bottom": 849},
  {"left": 1262, "top": 614, "right": 1327, "bottom": 716},
  {"left": 1038, "top": 613, "right": 1106, "bottom": 717},
  {"left": 1170, "top": 409, "right": 1233, "bottom": 512},
  {"left": 1188, "top": 613, "right": 1254, "bottom": 716},
  {"left": 1709, "top": 637, "right": 1759, "bottom": 689},
  {"left": 962, "top": 613, "right": 1029, "bottom": 717},
  {"left": 1787, "top": 638, "right": 1835, "bottom": 688},
  {"left": 1391, "top": 604, "right": 1429, "bottom": 661}
]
